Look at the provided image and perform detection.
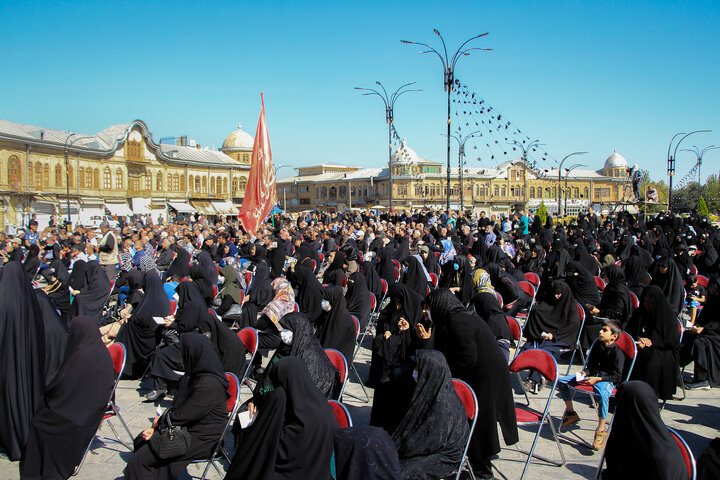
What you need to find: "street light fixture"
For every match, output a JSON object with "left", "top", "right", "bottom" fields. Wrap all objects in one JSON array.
[
  {"left": 445, "top": 130, "right": 481, "bottom": 211},
  {"left": 563, "top": 163, "right": 588, "bottom": 217},
  {"left": 667, "top": 130, "right": 711, "bottom": 210},
  {"left": 355, "top": 81, "right": 420, "bottom": 211},
  {"left": 63, "top": 133, "right": 94, "bottom": 225},
  {"left": 556, "top": 152, "right": 587, "bottom": 217},
  {"left": 680, "top": 145, "right": 719, "bottom": 186},
  {"left": 402, "top": 30, "right": 492, "bottom": 212}
]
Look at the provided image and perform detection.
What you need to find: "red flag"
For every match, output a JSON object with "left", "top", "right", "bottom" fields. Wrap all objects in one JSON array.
[{"left": 238, "top": 93, "right": 277, "bottom": 235}]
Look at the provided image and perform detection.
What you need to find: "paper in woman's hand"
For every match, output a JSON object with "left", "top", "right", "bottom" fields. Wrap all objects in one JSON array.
[{"left": 238, "top": 409, "right": 258, "bottom": 429}]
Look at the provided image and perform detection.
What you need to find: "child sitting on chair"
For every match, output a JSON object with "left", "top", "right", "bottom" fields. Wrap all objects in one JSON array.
[
  {"left": 684, "top": 274, "right": 706, "bottom": 326},
  {"left": 557, "top": 319, "right": 625, "bottom": 450}
]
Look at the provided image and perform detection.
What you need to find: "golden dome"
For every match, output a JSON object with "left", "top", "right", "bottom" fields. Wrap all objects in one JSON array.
[{"left": 222, "top": 123, "right": 254, "bottom": 150}]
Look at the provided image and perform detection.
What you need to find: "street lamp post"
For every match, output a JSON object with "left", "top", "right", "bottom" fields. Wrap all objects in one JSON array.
[
  {"left": 446, "top": 130, "right": 481, "bottom": 212},
  {"left": 667, "top": 130, "right": 711, "bottom": 210},
  {"left": 680, "top": 145, "right": 719, "bottom": 187},
  {"left": 63, "top": 133, "right": 93, "bottom": 225},
  {"left": 557, "top": 152, "right": 587, "bottom": 218},
  {"left": 355, "top": 82, "right": 420, "bottom": 212},
  {"left": 563, "top": 163, "right": 588, "bottom": 218},
  {"left": 402, "top": 30, "right": 491, "bottom": 212}
]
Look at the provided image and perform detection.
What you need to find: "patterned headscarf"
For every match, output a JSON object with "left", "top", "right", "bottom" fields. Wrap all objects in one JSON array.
[
  {"left": 139, "top": 254, "right": 160, "bottom": 277},
  {"left": 261, "top": 277, "right": 296, "bottom": 331},
  {"left": 438, "top": 239, "right": 456, "bottom": 266},
  {"left": 119, "top": 252, "right": 133, "bottom": 272},
  {"left": 472, "top": 268, "right": 495, "bottom": 294}
]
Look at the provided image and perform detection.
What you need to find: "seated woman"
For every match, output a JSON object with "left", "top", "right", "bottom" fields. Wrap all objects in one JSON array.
[
  {"left": 144, "top": 281, "right": 205, "bottom": 401},
  {"left": 472, "top": 288, "right": 514, "bottom": 362},
  {"left": 334, "top": 426, "right": 401, "bottom": 480},
  {"left": 521, "top": 280, "right": 582, "bottom": 392},
  {"left": 113, "top": 274, "right": 171, "bottom": 378},
  {"left": 390, "top": 350, "right": 469, "bottom": 480},
  {"left": 626, "top": 285, "right": 681, "bottom": 401},
  {"left": 101, "top": 270, "right": 144, "bottom": 344},
  {"left": 681, "top": 277, "right": 720, "bottom": 389},
  {"left": 214, "top": 264, "right": 245, "bottom": 327},
  {"left": 483, "top": 262, "right": 530, "bottom": 317},
  {"left": 72, "top": 260, "right": 111, "bottom": 323},
  {"left": 584, "top": 264, "right": 633, "bottom": 346},
  {"left": 197, "top": 309, "right": 247, "bottom": 379},
  {"left": 438, "top": 255, "right": 474, "bottom": 305},
  {"left": 254, "top": 312, "right": 339, "bottom": 399},
  {"left": 126, "top": 333, "right": 230, "bottom": 480},
  {"left": 225, "top": 357, "right": 336, "bottom": 480},
  {"left": 402, "top": 255, "right": 431, "bottom": 298},
  {"left": 20, "top": 316, "right": 114, "bottom": 480},
  {"left": 316, "top": 284, "right": 356, "bottom": 362},
  {"left": 288, "top": 261, "right": 324, "bottom": 325},
  {"left": 418, "top": 289, "right": 518, "bottom": 479},
  {"left": 346, "top": 271, "right": 372, "bottom": 332},
  {"left": 602, "top": 381, "right": 687, "bottom": 480}
]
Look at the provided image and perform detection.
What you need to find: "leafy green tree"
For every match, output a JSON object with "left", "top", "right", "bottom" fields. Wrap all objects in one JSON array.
[
  {"left": 537, "top": 201, "right": 548, "bottom": 225},
  {"left": 697, "top": 196, "right": 709, "bottom": 216}
]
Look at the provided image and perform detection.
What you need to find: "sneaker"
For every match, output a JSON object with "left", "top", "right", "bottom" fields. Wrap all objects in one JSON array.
[
  {"left": 686, "top": 381, "right": 711, "bottom": 390},
  {"left": 561, "top": 410, "right": 580, "bottom": 428},
  {"left": 592, "top": 430, "right": 608, "bottom": 450}
]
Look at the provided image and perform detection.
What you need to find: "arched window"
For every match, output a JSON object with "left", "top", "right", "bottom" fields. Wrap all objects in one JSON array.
[
  {"left": 583, "top": 187, "right": 589, "bottom": 199},
  {"left": 8, "top": 155, "right": 21, "bottom": 190},
  {"left": 87, "top": 168, "right": 93, "bottom": 188},
  {"left": 573, "top": 187, "right": 579, "bottom": 198},
  {"left": 612, "top": 186, "right": 619, "bottom": 200},
  {"left": 210, "top": 177, "right": 216, "bottom": 194},
  {"left": 529, "top": 187, "right": 535, "bottom": 198},
  {"left": 55, "top": 164, "right": 63, "bottom": 187},
  {"left": 28, "top": 162, "right": 34, "bottom": 186},
  {"left": 202, "top": 176, "right": 207, "bottom": 192},
  {"left": 115, "top": 169, "right": 123, "bottom": 189},
  {"left": 145, "top": 172, "right": 152, "bottom": 190},
  {"left": 78, "top": 167, "right": 84, "bottom": 188},
  {"left": 493, "top": 186, "right": 499, "bottom": 197},
  {"left": 180, "top": 174, "right": 185, "bottom": 191},
  {"left": 94, "top": 168, "right": 100, "bottom": 188},
  {"left": 156, "top": 172, "right": 163, "bottom": 191},
  {"left": 104, "top": 168, "right": 112, "bottom": 189},
  {"left": 223, "top": 178, "right": 228, "bottom": 194},
  {"left": 189, "top": 175, "right": 194, "bottom": 192},
  {"left": 552, "top": 187, "right": 557, "bottom": 198},
  {"left": 68, "top": 166, "right": 74, "bottom": 188},
  {"left": 195, "top": 176, "right": 201, "bottom": 192},
  {"left": 43, "top": 165, "right": 49, "bottom": 186},
  {"left": 173, "top": 174, "right": 179, "bottom": 191},
  {"left": 167, "top": 173, "right": 172, "bottom": 191},
  {"left": 339, "top": 186, "right": 346, "bottom": 198},
  {"left": 321, "top": 186, "right": 327, "bottom": 198},
  {"left": 35, "top": 163, "right": 42, "bottom": 186},
  {"left": 501, "top": 186, "right": 507, "bottom": 197},
  {"left": 239, "top": 178, "right": 246, "bottom": 192},
  {"left": 232, "top": 178, "right": 238, "bottom": 193}
]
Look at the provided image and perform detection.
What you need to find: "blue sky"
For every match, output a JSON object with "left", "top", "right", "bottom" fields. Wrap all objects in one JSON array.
[{"left": 2, "top": 1, "right": 718, "bottom": 182}]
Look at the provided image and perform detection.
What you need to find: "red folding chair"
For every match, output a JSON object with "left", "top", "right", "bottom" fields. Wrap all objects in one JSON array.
[
  {"left": 310, "top": 259, "right": 317, "bottom": 272},
  {"left": 563, "top": 303, "right": 587, "bottom": 375},
  {"left": 509, "top": 349, "right": 566, "bottom": 480},
  {"left": 191, "top": 372, "right": 242, "bottom": 479},
  {"left": 393, "top": 267, "right": 400, "bottom": 282},
  {"left": 495, "top": 291, "right": 504, "bottom": 308},
  {"left": 74, "top": 343, "right": 133, "bottom": 475},
  {"left": 670, "top": 318, "right": 687, "bottom": 403},
  {"left": 629, "top": 291, "right": 639, "bottom": 309},
  {"left": 692, "top": 264, "right": 698, "bottom": 275},
  {"left": 358, "top": 292, "right": 378, "bottom": 346},
  {"left": 294, "top": 302, "right": 300, "bottom": 312},
  {"left": 328, "top": 399, "right": 353, "bottom": 428},
  {"left": 429, "top": 272, "right": 439, "bottom": 288},
  {"left": 516, "top": 281, "right": 536, "bottom": 321},
  {"left": 243, "top": 272, "right": 253, "bottom": 292},
  {"left": 348, "top": 315, "right": 370, "bottom": 403},
  {"left": 524, "top": 272, "right": 540, "bottom": 288},
  {"left": 392, "top": 259, "right": 401, "bottom": 270},
  {"left": 324, "top": 348, "right": 349, "bottom": 401},
  {"left": 434, "top": 251, "right": 441, "bottom": 261},
  {"left": 380, "top": 278, "right": 389, "bottom": 306},
  {"left": 237, "top": 328, "right": 259, "bottom": 388},
  {"left": 594, "top": 276, "right": 606, "bottom": 292},
  {"left": 341, "top": 274, "right": 348, "bottom": 288},
  {"left": 697, "top": 274, "right": 709, "bottom": 289},
  {"left": 559, "top": 332, "right": 637, "bottom": 446},
  {"left": 452, "top": 379, "right": 479, "bottom": 480},
  {"left": 507, "top": 315, "right": 524, "bottom": 359},
  {"left": 211, "top": 284, "right": 219, "bottom": 299},
  {"left": 318, "top": 252, "right": 325, "bottom": 263},
  {"left": 169, "top": 299, "right": 177, "bottom": 315}
]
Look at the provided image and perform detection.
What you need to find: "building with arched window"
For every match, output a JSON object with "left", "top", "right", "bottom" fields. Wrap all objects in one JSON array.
[{"left": 0, "top": 119, "right": 251, "bottom": 228}]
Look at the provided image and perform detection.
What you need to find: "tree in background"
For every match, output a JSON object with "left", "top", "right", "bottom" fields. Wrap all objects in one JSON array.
[
  {"left": 697, "top": 196, "right": 709, "bottom": 216},
  {"left": 537, "top": 201, "right": 548, "bottom": 225}
]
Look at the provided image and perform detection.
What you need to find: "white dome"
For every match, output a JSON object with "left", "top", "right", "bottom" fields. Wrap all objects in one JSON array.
[
  {"left": 391, "top": 139, "right": 419, "bottom": 165},
  {"left": 222, "top": 123, "right": 254, "bottom": 150},
  {"left": 604, "top": 151, "right": 628, "bottom": 169}
]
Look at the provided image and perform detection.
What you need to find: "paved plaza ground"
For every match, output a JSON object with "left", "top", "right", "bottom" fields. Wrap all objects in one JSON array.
[{"left": 1, "top": 342, "right": 718, "bottom": 479}]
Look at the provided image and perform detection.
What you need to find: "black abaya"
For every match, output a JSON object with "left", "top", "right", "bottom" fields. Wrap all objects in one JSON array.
[
  {"left": 290, "top": 263, "right": 324, "bottom": 324},
  {"left": 346, "top": 272, "right": 372, "bottom": 331},
  {"left": 197, "top": 311, "right": 248, "bottom": 378},
  {"left": 74, "top": 260, "right": 111, "bottom": 322},
  {"left": 680, "top": 279, "right": 720, "bottom": 386},
  {"left": 20, "top": 316, "right": 114, "bottom": 480},
  {"left": 316, "top": 285, "right": 356, "bottom": 361},
  {"left": 34, "top": 290, "right": 68, "bottom": 386},
  {"left": 333, "top": 426, "right": 401, "bottom": 480}
]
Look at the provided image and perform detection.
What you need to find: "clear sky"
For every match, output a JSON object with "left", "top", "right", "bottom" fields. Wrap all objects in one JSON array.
[{"left": 2, "top": 1, "right": 718, "bottom": 182}]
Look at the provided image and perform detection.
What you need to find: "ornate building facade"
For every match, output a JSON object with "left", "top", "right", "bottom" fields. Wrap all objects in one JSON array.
[
  {"left": 277, "top": 140, "right": 636, "bottom": 216},
  {"left": 0, "top": 119, "right": 253, "bottom": 229}
]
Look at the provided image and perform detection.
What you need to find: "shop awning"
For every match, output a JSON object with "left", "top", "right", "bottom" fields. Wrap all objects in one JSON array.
[
  {"left": 209, "top": 200, "right": 238, "bottom": 215},
  {"left": 105, "top": 201, "right": 133, "bottom": 217},
  {"left": 131, "top": 198, "right": 152, "bottom": 215},
  {"left": 168, "top": 201, "right": 196, "bottom": 213},
  {"left": 191, "top": 200, "right": 215, "bottom": 216},
  {"left": 79, "top": 197, "right": 104, "bottom": 206}
]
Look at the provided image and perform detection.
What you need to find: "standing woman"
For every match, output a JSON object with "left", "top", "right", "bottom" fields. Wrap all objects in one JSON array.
[
  {"left": 225, "top": 357, "right": 336, "bottom": 480},
  {"left": 126, "top": 333, "right": 230, "bottom": 480},
  {"left": 419, "top": 289, "right": 518, "bottom": 479},
  {"left": 0, "top": 261, "right": 46, "bottom": 461},
  {"left": 626, "top": 285, "right": 681, "bottom": 401},
  {"left": 316, "top": 284, "right": 356, "bottom": 362},
  {"left": 20, "top": 316, "right": 114, "bottom": 480}
]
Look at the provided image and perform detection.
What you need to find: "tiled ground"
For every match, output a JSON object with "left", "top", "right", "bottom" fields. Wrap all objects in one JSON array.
[{"left": 1, "top": 343, "right": 718, "bottom": 479}]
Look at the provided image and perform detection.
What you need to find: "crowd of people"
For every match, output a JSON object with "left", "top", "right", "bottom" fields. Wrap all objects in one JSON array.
[{"left": 1, "top": 205, "right": 719, "bottom": 479}]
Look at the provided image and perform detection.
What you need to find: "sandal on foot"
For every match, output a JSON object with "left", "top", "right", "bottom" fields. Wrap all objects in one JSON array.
[{"left": 592, "top": 430, "right": 608, "bottom": 450}]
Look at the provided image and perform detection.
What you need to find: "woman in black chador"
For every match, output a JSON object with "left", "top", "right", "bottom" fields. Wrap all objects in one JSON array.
[
  {"left": 288, "top": 262, "right": 324, "bottom": 324},
  {"left": 35, "top": 289, "right": 68, "bottom": 387},
  {"left": 73, "top": 260, "right": 111, "bottom": 322},
  {"left": 315, "top": 284, "right": 356, "bottom": 362},
  {"left": 602, "top": 381, "right": 687, "bottom": 480},
  {"left": 346, "top": 271, "right": 372, "bottom": 331},
  {"left": 681, "top": 277, "right": 720, "bottom": 388},
  {"left": 0, "top": 261, "right": 46, "bottom": 461},
  {"left": 225, "top": 357, "right": 336, "bottom": 480},
  {"left": 126, "top": 333, "right": 229, "bottom": 480},
  {"left": 20, "top": 316, "right": 114, "bottom": 480},
  {"left": 391, "top": 350, "right": 469, "bottom": 480},
  {"left": 626, "top": 285, "right": 681, "bottom": 401},
  {"left": 419, "top": 288, "right": 518, "bottom": 479},
  {"left": 114, "top": 274, "right": 171, "bottom": 379}
]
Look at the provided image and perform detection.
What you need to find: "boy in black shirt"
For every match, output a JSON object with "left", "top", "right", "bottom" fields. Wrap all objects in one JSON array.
[
  {"left": 557, "top": 319, "right": 625, "bottom": 449},
  {"left": 685, "top": 274, "right": 706, "bottom": 326}
]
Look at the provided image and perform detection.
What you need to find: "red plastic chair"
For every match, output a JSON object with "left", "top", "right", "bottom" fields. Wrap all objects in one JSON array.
[
  {"left": 342, "top": 274, "right": 348, "bottom": 288},
  {"left": 429, "top": 272, "right": 439, "bottom": 288},
  {"left": 692, "top": 264, "right": 698, "bottom": 275},
  {"left": 393, "top": 267, "right": 400, "bottom": 282},
  {"left": 594, "top": 276, "right": 606, "bottom": 292},
  {"left": 517, "top": 281, "right": 537, "bottom": 318},
  {"left": 495, "top": 291, "right": 504, "bottom": 308},
  {"left": 524, "top": 272, "right": 540, "bottom": 288},
  {"left": 212, "top": 284, "right": 218, "bottom": 298},
  {"left": 169, "top": 300, "right": 177, "bottom": 315},
  {"left": 243, "top": 272, "right": 253, "bottom": 292},
  {"left": 452, "top": 379, "right": 479, "bottom": 480},
  {"left": 318, "top": 252, "right": 325, "bottom": 263},
  {"left": 237, "top": 328, "right": 259, "bottom": 388},
  {"left": 325, "top": 348, "right": 349, "bottom": 401},
  {"left": 310, "top": 259, "right": 317, "bottom": 272},
  {"left": 509, "top": 349, "right": 566, "bottom": 480},
  {"left": 434, "top": 251, "right": 441, "bottom": 261},
  {"left": 392, "top": 259, "right": 401, "bottom": 270},
  {"left": 380, "top": 278, "right": 389, "bottom": 305},
  {"left": 697, "top": 275, "right": 709, "bottom": 289},
  {"left": 191, "top": 372, "right": 242, "bottom": 479},
  {"left": 629, "top": 291, "right": 639, "bottom": 309},
  {"left": 294, "top": 302, "right": 300, "bottom": 312},
  {"left": 348, "top": 315, "right": 370, "bottom": 403},
  {"left": 74, "top": 343, "right": 133, "bottom": 475},
  {"left": 328, "top": 399, "right": 353, "bottom": 428},
  {"left": 358, "top": 293, "right": 379, "bottom": 347}
]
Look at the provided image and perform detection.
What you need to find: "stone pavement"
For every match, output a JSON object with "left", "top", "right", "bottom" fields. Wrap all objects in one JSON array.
[{"left": 1, "top": 343, "right": 718, "bottom": 479}]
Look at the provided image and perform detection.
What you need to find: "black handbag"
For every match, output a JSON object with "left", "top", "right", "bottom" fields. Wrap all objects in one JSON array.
[{"left": 148, "top": 413, "right": 191, "bottom": 460}]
